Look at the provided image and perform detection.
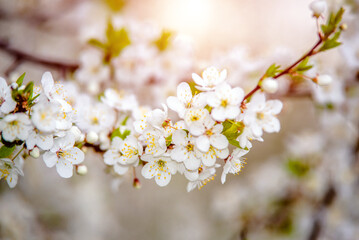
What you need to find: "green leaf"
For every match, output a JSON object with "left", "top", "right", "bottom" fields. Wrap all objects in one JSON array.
[
  {"left": 321, "top": 7, "right": 345, "bottom": 37},
  {"left": 111, "top": 127, "right": 131, "bottom": 140},
  {"left": 222, "top": 120, "right": 244, "bottom": 147},
  {"left": 88, "top": 39, "right": 106, "bottom": 49},
  {"left": 286, "top": 158, "right": 310, "bottom": 178},
  {"left": 105, "top": 0, "right": 126, "bottom": 12},
  {"left": 24, "top": 81, "right": 34, "bottom": 96},
  {"left": 16, "top": 73, "right": 25, "bottom": 86},
  {"left": 228, "top": 139, "right": 241, "bottom": 148},
  {"left": 319, "top": 31, "right": 342, "bottom": 52},
  {"left": 121, "top": 115, "right": 129, "bottom": 126},
  {"left": 153, "top": 30, "right": 172, "bottom": 52},
  {"left": 294, "top": 57, "right": 313, "bottom": 73},
  {"left": 265, "top": 64, "right": 281, "bottom": 78},
  {"left": 0, "top": 145, "right": 16, "bottom": 158},
  {"left": 166, "top": 135, "right": 172, "bottom": 147}
]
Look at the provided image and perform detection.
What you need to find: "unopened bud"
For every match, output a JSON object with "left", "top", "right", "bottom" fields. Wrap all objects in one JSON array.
[
  {"left": 86, "top": 131, "right": 98, "bottom": 144},
  {"left": 78, "top": 134, "right": 85, "bottom": 142},
  {"left": 70, "top": 126, "right": 82, "bottom": 142},
  {"left": 10, "top": 83, "right": 18, "bottom": 89},
  {"left": 30, "top": 147, "right": 40, "bottom": 158},
  {"left": 261, "top": 78, "right": 279, "bottom": 94},
  {"left": 18, "top": 85, "right": 25, "bottom": 91},
  {"left": 133, "top": 178, "right": 141, "bottom": 189},
  {"left": 310, "top": 0, "right": 327, "bottom": 17},
  {"left": 76, "top": 165, "right": 88, "bottom": 175},
  {"left": 314, "top": 74, "right": 332, "bottom": 86},
  {"left": 340, "top": 23, "right": 347, "bottom": 31}
]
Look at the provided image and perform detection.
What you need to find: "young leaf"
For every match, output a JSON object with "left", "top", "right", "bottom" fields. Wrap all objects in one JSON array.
[
  {"left": 0, "top": 145, "right": 16, "bottom": 158},
  {"left": 16, "top": 73, "right": 26, "bottom": 86},
  {"left": 294, "top": 57, "right": 313, "bottom": 73},
  {"left": 153, "top": 30, "right": 172, "bottom": 52},
  {"left": 265, "top": 64, "right": 281, "bottom": 78},
  {"left": 319, "top": 31, "right": 342, "bottom": 52}
]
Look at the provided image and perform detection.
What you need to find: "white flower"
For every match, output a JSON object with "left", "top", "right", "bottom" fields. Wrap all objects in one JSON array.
[
  {"left": 104, "top": 136, "right": 142, "bottom": 175},
  {"left": 26, "top": 129, "right": 54, "bottom": 150},
  {"left": 141, "top": 154, "right": 178, "bottom": 187},
  {"left": 41, "top": 72, "right": 72, "bottom": 112},
  {"left": 184, "top": 108, "right": 209, "bottom": 136},
  {"left": 261, "top": 78, "right": 278, "bottom": 94},
  {"left": 310, "top": 0, "right": 327, "bottom": 17},
  {"left": 0, "top": 113, "right": 32, "bottom": 142},
  {"left": 236, "top": 125, "right": 263, "bottom": 149},
  {"left": 170, "top": 129, "right": 201, "bottom": 170},
  {"left": 75, "top": 48, "right": 110, "bottom": 84},
  {"left": 207, "top": 83, "right": 244, "bottom": 121},
  {"left": 31, "top": 101, "right": 61, "bottom": 132},
  {"left": 105, "top": 136, "right": 142, "bottom": 165},
  {"left": 143, "top": 128, "right": 167, "bottom": 156},
  {"left": 75, "top": 97, "right": 116, "bottom": 134},
  {"left": 0, "top": 77, "right": 16, "bottom": 115},
  {"left": 243, "top": 93, "right": 283, "bottom": 137},
  {"left": 310, "top": 78, "right": 345, "bottom": 106},
  {"left": 221, "top": 148, "right": 248, "bottom": 184},
  {"left": 166, "top": 82, "right": 207, "bottom": 118},
  {"left": 195, "top": 118, "right": 228, "bottom": 152},
  {"left": 101, "top": 88, "right": 138, "bottom": 112},
  {"left": 196, "top": 146, "right": 229, "bottom": 167},
  {"left": 43, "top": 133, "right": 84, "bottom": 178},
  {"left": 0, "top": 156, "right": 24, "bottom": 188},
  {"left": 192, "top": 67, "right": 227, "bottom": 91},
  {"left": 187, "top": 164, "right": 219, "bottom": 192}
]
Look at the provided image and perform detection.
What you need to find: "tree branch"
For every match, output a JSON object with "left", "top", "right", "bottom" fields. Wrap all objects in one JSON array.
[{"left": 0, "top": 40, "right": 79, "bottom": 77}]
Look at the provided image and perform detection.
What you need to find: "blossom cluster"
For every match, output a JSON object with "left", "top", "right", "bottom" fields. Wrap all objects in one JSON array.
[
  {"left": 0, "top": 73, "right": 84, "bottom": 187},
  {"left": 103, "top": 67, "right": 283, "bottom": 191}
]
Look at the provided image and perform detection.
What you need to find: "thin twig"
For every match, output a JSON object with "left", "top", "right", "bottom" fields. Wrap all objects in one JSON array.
[{"left": 242, "top": 38, "right": 323, "bottom": 103}]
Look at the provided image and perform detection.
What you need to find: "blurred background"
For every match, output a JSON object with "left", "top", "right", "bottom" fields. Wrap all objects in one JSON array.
[{"left": 1, "top": 0, "right": 359, "bottom": 240}]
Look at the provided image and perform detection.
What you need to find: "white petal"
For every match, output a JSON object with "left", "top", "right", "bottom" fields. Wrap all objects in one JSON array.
[
  {"left": 184, "top": 156, "right": 201, "bottom": 170},
  {"left": 155, "top": 172, "right": 171, "bottom": 187},
  {"left": 114, "top": 163, "right": 129, "bottom": 175},
  {"left": 211, "top": 107, "right": 226, "bottom": 122},
  {"left": 170, "top": 146, "right": 187, "bottom": 162},
  {"left": 177, "top": 82, "right": 192, "bottom": 104},
  {"left": 210, "top": 134, "right": 228, "bottom": 149},
  {"left": 195, "top": 135, "right": 210, "bottom": 152},
  {"left": 64, "top": 147, "right": 84, "bottom": 164},
  {"left": 192, "top": 73, "right": 205, "bottom": 86},
  {"left": 43, "top": 152, "right": 58, "bottom": 168},
  {"left": 172, "top": 130, "right": 187, "bottom": 145},
  {"left": 167, "top": 96, "right": 185, "bottom": 117},
  {"left": 56, "top": 161, "right": 73, "bottom": 178},
  {"left": 141, "top": 162, "right": 156, "bottom": 179}
]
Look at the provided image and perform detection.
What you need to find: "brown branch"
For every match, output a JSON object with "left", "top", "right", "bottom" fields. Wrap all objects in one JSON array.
[
  {"left": 0, "top": 40, "right": 79, "bottom": 77},
  {"left": 242, "top": 38, "right": 323, "bottom": 103}
]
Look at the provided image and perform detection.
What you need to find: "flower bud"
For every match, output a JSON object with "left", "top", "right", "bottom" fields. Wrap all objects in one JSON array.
[
  {"left": 18, "top": 85, "right": 25, "bottom": 91},
  {"left": 10, "top": 83, "right": 18, "bottom": 89},
  {"left": 30, "top": 147, "right": 40, "bottom": 158},
  {"left": 78, "top": 134, "right": 85, "bottom": 142},
  {"left": 76, "top": 164, "right": 88, "bottom": 175},
  {"left": 314, "top": 74, "right": 332, "bottom": 86},
  {"left": 86, "top": 131, "right": 99, "bottom": 144},
  {"left": 339, "top": 23, "right": 347, "bottom": 31},
  {"left": 133, "top": 178, "right": 141, "bottom": 189},
  {"left": 70, "top": 126, "right": 82, "bottom": 142},
  {"left": 261, "top": 78, "right": 278, "bottom": 94},
  {"left": 310, "top": 0, "right": 327, "bottom": 17}
]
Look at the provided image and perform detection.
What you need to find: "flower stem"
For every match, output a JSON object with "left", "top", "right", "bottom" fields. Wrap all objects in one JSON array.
[{"left": 11, "top": 145, "right": 25, "bottom": 162}]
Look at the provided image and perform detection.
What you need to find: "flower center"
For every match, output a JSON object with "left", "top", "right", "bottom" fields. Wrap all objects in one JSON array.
[
  {"left": 256, "top": 112, "right": 265, "bottom": 120},
  {"left": 206, "top": 129, "right": 213, "bottom": 136},
  {"left": 221, "top": 99, "right": 228, "bottom": 107},
  {"left": 186, "top": 143, "right": 194, "bottom": 152}
]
